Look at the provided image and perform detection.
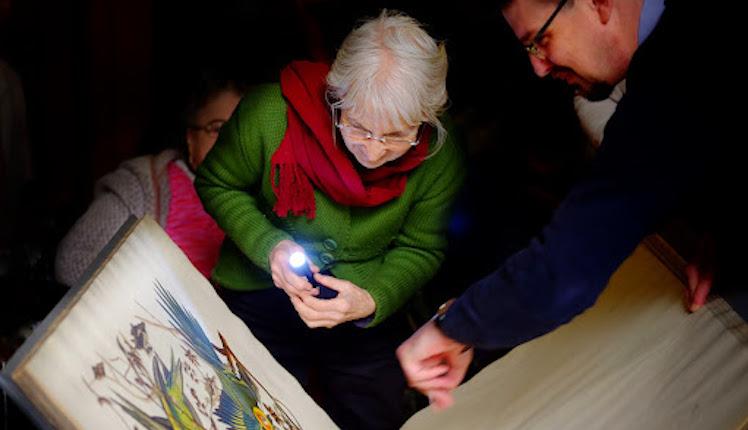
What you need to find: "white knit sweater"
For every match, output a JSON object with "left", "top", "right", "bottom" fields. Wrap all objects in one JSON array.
[{"left": 54, "top": 149, "right": 181, "bottom": 286}]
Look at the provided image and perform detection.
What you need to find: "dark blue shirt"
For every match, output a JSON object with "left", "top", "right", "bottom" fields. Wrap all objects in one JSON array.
[{"left": 439, "top": 1, "right": 739, "bottom": 349}]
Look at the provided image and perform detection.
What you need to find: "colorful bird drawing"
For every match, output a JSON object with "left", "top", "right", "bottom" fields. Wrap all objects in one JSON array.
[
  {"left": 103, "top": 283, "right": 302, "bottom": 430},
  {"left": 115, "top": 354, "right": 203, "bottom": 430},
  {"left": 155, "top": 283, "right": 264, "bottom": 430}
]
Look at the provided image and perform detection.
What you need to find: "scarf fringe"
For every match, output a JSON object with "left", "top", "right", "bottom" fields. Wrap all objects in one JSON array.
[{"left": 271, "top": 162, "right": 317, "bottom": 219}]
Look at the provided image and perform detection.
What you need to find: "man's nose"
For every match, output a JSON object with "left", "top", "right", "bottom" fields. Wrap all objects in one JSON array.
[{"left": 529, "top": 55, "right": 553, "bottom": 77}]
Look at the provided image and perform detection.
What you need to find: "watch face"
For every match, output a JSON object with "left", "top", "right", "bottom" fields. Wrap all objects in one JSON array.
[
  {"left": 436, "top": 298, "right": 456, "bottom": 317},
  {"left": 433, "top": 303, "right": 451, "bottom": 330}
]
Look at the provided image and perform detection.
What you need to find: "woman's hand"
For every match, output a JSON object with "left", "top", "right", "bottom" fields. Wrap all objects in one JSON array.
[
  {"left": 269, "top": 240, "right": 319, "bottom": 298},
  {"left": 289, "top": 272, "right": 376, "bottom": 328}
]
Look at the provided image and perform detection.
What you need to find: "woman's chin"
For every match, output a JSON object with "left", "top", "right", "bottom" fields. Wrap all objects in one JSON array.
[{"left": 354, "top": 158, "right": 386, "bottom": 169}]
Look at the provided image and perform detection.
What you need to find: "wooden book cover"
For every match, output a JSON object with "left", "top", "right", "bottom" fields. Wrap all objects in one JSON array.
[
  {"left": 0, "top": 216, "right": 338, "bottom": 430},
  {"left": 403, "top": 239, "right": 748, "bottom": 430}
]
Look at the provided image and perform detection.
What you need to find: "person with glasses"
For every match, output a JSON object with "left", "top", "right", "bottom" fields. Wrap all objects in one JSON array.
[
  {"left": 55, "top": 72, "right": 244, "bottom": 286},
  {"left": 195, "top": 10, "right": 462, "bottom": 429},
  {"left": 398, "top": 0, "right": 742, "bottom": 410}
]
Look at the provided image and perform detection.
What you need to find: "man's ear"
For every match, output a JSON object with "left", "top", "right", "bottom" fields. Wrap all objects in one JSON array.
[{"left": 591, "top": 0, "right": 613, "bottom": 24}]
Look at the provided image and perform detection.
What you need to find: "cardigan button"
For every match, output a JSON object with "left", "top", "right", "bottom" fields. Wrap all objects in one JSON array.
[
  {"left": 323, "top": 238, "right": 338, "bottom": 251},
  {"left": 319, "top": 252, "right": 335, "bottom": 265}
]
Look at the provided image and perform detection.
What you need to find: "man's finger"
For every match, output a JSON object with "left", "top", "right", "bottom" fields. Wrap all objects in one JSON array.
[
  {"left": 419, "top": 355, "right": 447, "bottom": 369},
  {"left": 411, "top": 373, "right": 463, "bottom": 392},
  {"left": 685, "top": 264, "right": 699, "bottom": 295},
  {"left": 427, "top": 389, "right": 455, "bottom": 411},
  {"left": 690, "top": 276, "right": 712, "bottom": 312},
  {"left": 406, "top": 364, "right": 451, "bottom": 386}
]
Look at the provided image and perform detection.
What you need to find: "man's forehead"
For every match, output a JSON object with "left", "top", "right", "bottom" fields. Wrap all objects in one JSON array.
[{"left": 503, "top": 0, "right": 560, "bottom": 42}]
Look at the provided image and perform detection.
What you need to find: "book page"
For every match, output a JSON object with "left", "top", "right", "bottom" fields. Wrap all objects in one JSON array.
[
  {"left": 12, "top": 217, "right": 337, "bottom": 429},
  {"left": 403, "top": 245, "right": 748, "bottom": 430}
]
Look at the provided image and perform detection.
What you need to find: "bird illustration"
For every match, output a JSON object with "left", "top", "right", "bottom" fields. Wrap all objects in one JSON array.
[
  {"left": 155, "top": 283, "right": 264, "bottom": 430},
  {"left": 154, "top": 354, "right": 205, "bottom": 429},
  {"left": 114, "top": 393, "right": 172, "bottom": 430},
  {"left": 114, "top": 354, "right": 204, "bottom": 430}
]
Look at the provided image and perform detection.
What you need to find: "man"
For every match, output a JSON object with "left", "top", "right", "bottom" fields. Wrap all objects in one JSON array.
[{"left": 397, "top": 0, "right": 742, "bottom": 410}]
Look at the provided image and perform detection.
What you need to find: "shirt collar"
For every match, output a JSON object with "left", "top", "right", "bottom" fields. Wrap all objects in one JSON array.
[{"left": 638, "top": 0, "right": 666, "bottom": 45}]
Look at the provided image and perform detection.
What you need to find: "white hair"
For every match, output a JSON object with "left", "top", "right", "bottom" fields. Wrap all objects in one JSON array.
[{"left": 326, "top": 10, "right": 449, "bottom": 155}]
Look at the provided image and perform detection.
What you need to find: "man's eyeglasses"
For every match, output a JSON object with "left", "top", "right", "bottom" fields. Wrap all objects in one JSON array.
[
  {"left": 336, "top": 121, "right": 423, "bottom": 149},
  {"left": 188, "top": 119, "right": 226, "bottom": 135},
  {"left": 524, "top": 0, "right": 568, "bottom": 60}
]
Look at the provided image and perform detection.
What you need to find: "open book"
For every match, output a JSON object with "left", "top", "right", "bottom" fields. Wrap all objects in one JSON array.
[
  {"left": 1, "top": 216, "right": 338, "bottom": 430},
  {"left": 403, "top": 239, "right": 748, "bottom": 430}
]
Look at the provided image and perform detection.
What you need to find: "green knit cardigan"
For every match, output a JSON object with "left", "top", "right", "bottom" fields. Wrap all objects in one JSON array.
[{"left": 195, "top": 83, "right": 464, "bottom": 327}]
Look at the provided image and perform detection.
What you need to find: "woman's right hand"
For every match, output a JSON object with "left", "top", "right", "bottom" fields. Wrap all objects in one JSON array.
[{"left": 269, "top": 240, "right": 319, "bottom": 298}]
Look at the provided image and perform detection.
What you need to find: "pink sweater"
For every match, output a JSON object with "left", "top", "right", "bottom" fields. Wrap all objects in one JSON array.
[{"left": 165, "top": 161, "right": 224, "bottom": 279}]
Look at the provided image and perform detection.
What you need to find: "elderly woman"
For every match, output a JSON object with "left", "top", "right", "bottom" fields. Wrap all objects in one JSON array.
[{"left": 196, "top": 11, "right": 463, "bottom": 429}]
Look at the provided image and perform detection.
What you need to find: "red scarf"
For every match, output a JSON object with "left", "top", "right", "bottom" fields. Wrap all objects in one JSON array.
[{"left": 271, "top": 61, "right": 430, "bottom": 219}]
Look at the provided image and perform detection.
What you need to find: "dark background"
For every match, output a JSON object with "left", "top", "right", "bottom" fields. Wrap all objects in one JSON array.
[{"left": 0, "top": 1, "right": 586, "bottom": 427}]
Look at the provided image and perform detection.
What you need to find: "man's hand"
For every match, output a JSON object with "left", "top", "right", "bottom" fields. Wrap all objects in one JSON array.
[
  {"left": 288, "top": 272, "right": 376, "bottom": 328},
  {"left": 396, "top": 319, "right": 473, "bottom": 410},
  {"left": 684, "top": 233, "right": 715, "bottom": 312},
  {"left": 685, "top": 262, "right": 712, "bottom": 312}
]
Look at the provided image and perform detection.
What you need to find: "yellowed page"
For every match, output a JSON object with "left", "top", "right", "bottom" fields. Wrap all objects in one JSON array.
[
  {"left": 404, "top": 245, "right": 748, "bottom": 430},
  {"left": 13, "top": 217, "right": 338, "bottom": 429}
]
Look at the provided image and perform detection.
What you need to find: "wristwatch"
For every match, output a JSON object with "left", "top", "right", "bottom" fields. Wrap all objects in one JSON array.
[
  {"left": 433, "top": 298, "right": 456, "bottom": 330},
  {"left": 433, "top": 298, "right": 472, "bottom": 352}
]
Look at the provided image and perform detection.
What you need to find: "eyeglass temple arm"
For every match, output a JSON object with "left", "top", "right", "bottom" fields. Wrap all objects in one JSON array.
[{"left": 533, "top": 0, "right": 568, "bottom": 43}]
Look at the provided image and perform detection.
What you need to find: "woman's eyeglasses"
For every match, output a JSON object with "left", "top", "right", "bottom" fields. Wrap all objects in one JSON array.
[{"left": 335, "top": 121, "right": 423, "bottom": 148}]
